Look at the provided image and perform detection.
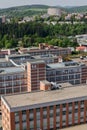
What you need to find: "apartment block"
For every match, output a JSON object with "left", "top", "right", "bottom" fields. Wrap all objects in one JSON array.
[{"left": 1, "top": 85, "right": 87, "bottom": 130}]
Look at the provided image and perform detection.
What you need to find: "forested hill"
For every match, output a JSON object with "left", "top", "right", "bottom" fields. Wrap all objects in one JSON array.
[
  {"left": 0, "top": 5, "right": 49, "bottom": 18},
  {"left": 65, "top": 5, "right": 87, "bottom": 13},
  {"left": 0, "top": 4, "right": 87, "bottom": 18}
]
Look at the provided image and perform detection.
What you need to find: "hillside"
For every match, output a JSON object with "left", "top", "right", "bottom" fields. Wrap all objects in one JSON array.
[
  {"left": 0, "top": 5, "right": 87, "bottom": 18},
  {"left": 0, "top": 5, "right": 49, "bottom": 18},
  {"left": 65, "top": 5, "right": 87, "bottom": 13}
]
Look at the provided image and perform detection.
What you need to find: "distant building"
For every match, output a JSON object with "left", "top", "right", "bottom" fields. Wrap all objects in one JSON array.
[
  {"left": 76, "top": 46, "right": 87, "bottom": 52},
  {"left": 18, "top": 43, "right": 71, "bottom": 56},
  {"left": 65, "top": 14, "right": 72, "bottom": 21},
  {"left": 0, "top": 49, "right": 16, "bottom": 58},
  {"left": 75, "top": 34, "right": 87, "bottom": 46},
  {"left": 2, "top": 15, "right": 6, "bottom": 23},
  {"left": 47, "top": 8, "right": 62, "bottom": 17},
  {"left": 0, "top": 16, "right": 6, "bottom": 23}
]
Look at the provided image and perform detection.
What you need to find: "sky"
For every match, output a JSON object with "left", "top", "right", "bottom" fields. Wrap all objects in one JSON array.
[{"left": 0, "top": 0, "right": 87, "bottom": 9}]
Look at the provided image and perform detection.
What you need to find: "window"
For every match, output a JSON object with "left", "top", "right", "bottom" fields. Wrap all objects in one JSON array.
[
  {"left": 56, "top": 71, "right": 61, "bottom": 75},
  {"left": 75, "top": 80, "right": 80, "bottom": 84},
  {"left": 56, "top": 76, "right": 62, "bottom": 81},
  {"left": 75, "top": 109, "right": 78, "bottom": 113},
  {"left": 81, "top": 100, "right": 84, "bottom": 105},
  {"left": 22, "top": 122, "right": 26, "bottom": 130},
  {"left": 69, "top": 102, "right": 72, "bottom": 106},
  {"left": 36, "top": 108, "right": 40, "bottom": 112},
  {"left": 15, "top": 112, "right": 19, "bottom": 116},
  {"left": 56, "top": 105, "right": 60, "bottom": 109},
  {"left": 36, "top": 108, "right": 40, "bottom": 128},
  {"left": 15, "top": 112, "right": 19, "bottom": 124},
  {"left": 69, "top": 75, "right": 74, "bottom": 79},
  {"left": 29, "top": 109, "right": 33, "bottom": 121},
  {"left": 6, "top": 88, "right": 12, "bottom": 94},
  {"left": 75, "top": 74, "right": 80, "bottom": 79},
  {"left": 15, "top": 123, "right": 19, "bottom": 130},
  {"left": 62, "top": 111, "right": 66, "bottom": 115},
  {"left": 69, "top": 111, "right": 72, "bottom": 114},
  {"left": 63, "top": 76, "right": 68, "bottom": 80},
  {"left": 62, "top": 103, "right": 66, "bottom": 108},
  {"left": 31, "top": 64, "right": 37, "bottom": 69},
  {"left": 43, "top": 107, "right": 47, "bottom": 118},
  {"left": 50, "top": 106, "right": 53, "bottom": 110},
  {"left": 75, "top": 101, "right": 78, "bottom": 105}
]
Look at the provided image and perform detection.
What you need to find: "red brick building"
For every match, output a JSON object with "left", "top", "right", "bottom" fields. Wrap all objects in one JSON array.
[
  {"left": 27, "top": 61, "right": 46, "bottom": 91},
  {"left": 1, "top": 85, "right": 87, "bottom": 130}
]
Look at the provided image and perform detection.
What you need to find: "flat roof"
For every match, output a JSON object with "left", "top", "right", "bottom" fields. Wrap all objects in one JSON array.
[
  {"left": 0, "top": 67, "right": 25, "bottom": 74},
  {"left": 0, "top": 58, "right": 7, "bottom": 63},
  {"left": 40, "top": 80, "right": 51, "bottom": 85},
  {"left": 32, "top": 54, "right": 57, "bottom": 59},
  {"left": 47, "top": 61, "right": 84, "bottom": 69},
  {"left": 60, "top": 124, "right": 87, "bottom": 130},
  {"left": 7, "top": 53, "right": 31, "bottom": 58},
  {"left": 28, "top": 47, "right": 69, "bottom": 52},
  {"left": 27, "top": 60, "right": 45, "bottom": 64},
  {"left": 2, "top": 84, "right": 87, "bottom": 109}
]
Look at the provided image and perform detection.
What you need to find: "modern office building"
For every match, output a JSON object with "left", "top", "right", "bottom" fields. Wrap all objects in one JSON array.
[
  {"left": 0, "top": 55, "right": 87, "bottom": 95},
  {"left": 1, "top": 84, "right": 87, "bottom": 130},
  {"left": 0, "top": 53, "right": 62, "bottom": 99},
  {"left": 0, "top": 67, "right": 27, "bottom": 105},
  {"left": 6, "top": 54, "right": 32, "bottom": 64},
  {"left": 0, "top": 45, "right": 87, "bottom": 108},
  {"left": 6, "top": 53, "right": 61, "bottom": 65},
  {"left": 27, "top": 60, "right": 87, "bottom": 92},
  {"left": 46, "top": 61, "right": 87, "bottom": 85},
  {"left": 0, "top": 58, "right": 14, "bottom": 68}
]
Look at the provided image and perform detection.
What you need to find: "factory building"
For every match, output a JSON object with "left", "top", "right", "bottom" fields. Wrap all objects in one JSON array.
[{"left": 1, "top": 85, "right": 87, "bottom": 130}]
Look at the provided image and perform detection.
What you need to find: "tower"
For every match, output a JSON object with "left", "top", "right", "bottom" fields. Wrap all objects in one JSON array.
[{"left": 27, "top": 61, "right": 46, "bottom": 92}]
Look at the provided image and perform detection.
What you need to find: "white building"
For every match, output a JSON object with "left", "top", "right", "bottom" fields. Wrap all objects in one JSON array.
[{"left": 47, "top": 8, "right": 62, "bottom": 17}]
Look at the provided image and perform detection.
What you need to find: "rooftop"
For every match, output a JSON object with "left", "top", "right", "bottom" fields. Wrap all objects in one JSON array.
[
  {"left": 0, "top": 58, "right": 7, "bottom": 63},
  {"left": 27, "top": 60, "right": 45, "bottom": 64},
  {"left": 60, "top": 124, "right": 87, "bottom": 130},
  {"left": 2, "top": 84, "right": 87, "bottom": 109},
  {"left": 32, "top": 54, "right": 57, "bottom": 59},
  {"left": 47, "top": 61, "right": 84, "bottom": 69},
  {"left": 7, "top": 53, "right": 31, "bottom": 58},
  {"left": 0, "top": 67, "right": 25, "bottom": 74}
]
